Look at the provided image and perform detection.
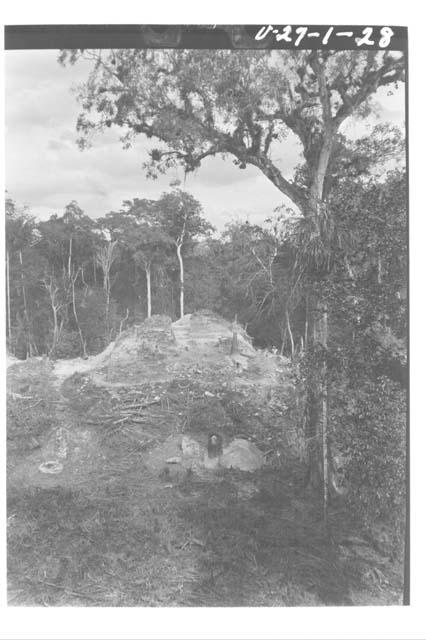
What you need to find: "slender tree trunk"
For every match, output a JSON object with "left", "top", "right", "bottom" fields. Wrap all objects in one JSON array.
[
  {"left": 320, "top": 306, "right": 329, "bottom": 530},
  {"left": 304, "top": 294, "right": 309, "bottom": 350},
  {"left": 176, "top": 242, "right": 184, "bottom": 319},
  {"left": 403, "top": 427, "right": 410, "bottom": 605},
  {"left": 285, "top": 308, "right": 295, "bottom": 358},
  {"left": 19, "top": 250, "right": 32, "bottom": 357},
  {"left": 119, "top": 308, "right": 129, "bottom": 334},
  {"left": 231, "top": 315, "right": 239, "bottom": 355},
  {"left": 80, "top": 266, "right": 87, "bottom": 289},
  {"left": 68, "top": 236, "right": 73, "bottom": 278},
  {"left": 45, "top": 275, "right": 69, "bottom": 357},
  {"left": 50, "top": 299, "right": 59, "bottom": 358},
  {"left": 93, "top": 256, "right": 97, "bottom": 286},
  {"left": 51, "top": 307, "right": 58, "bottom": 356},
  {"left": 322, "top": 380, "right": 329, "bottom": 529},
  {"left": 71, "top": 270, "right": 87, "bottom": 358},
  {"left": 6, "top": 250, "right": 11, "bottom": 342},
  {"left": 103, "top": 268, "right": 110, "bottom": 332},
  {"left": 96, "top": 241, "right": 117, "bottom": 337},
  {"left": 378, "top": 253, "right": 382, "bottom": 284},
  {"left": 105, "top": 272, "right": 110, "bottom": 307},
  {"left": 146, "top": 265, "right": 152, "bottom": 319},
  {"left": 44, "top": 278, "right": 60, "bottom": 358},
  {"left": 280, "top": 324, "right": 286, "bottom": 355},
  {"left": 304, "top": 289, "right": 326, "bottom": 495}
]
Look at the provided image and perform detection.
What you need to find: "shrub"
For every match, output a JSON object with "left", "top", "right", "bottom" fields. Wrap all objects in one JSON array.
[{"left": 332, "top": 376, "right": 406, "bottom": 548}]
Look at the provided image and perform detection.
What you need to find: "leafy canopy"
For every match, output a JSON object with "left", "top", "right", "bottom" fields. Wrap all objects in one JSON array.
[{"left": 60, "top": 49, "right": 405, "bottom": 211}]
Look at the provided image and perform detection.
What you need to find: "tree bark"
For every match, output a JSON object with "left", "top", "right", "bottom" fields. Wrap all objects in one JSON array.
[
  {"left": 300, "top": 55, "right": 335, "bottom": 523},
  {"left": 176, "top": 242, "right": 184, "bottom": 319},
  {"left": 305, "top": 295, "right": 330, "bottom": 518}
]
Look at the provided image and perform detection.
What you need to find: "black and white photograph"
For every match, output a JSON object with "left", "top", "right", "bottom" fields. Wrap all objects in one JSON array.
[{"left": 4, "top": 24, "right": 408, "bottom": 611}]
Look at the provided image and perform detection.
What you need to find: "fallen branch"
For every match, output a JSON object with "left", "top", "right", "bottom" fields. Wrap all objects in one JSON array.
[{"left": 8, "top": 392, "right": 33, "bottom": 400}]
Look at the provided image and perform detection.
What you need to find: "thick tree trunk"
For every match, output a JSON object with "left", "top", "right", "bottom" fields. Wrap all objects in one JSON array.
[
  {"left": 301, "top": 103, "right": 335, "bottom": 526},
  {"left": 146, "top": 265, "right": 152, "bottom": 319},
  {"left": 176, "top": 242, "right": 184, "bottom": 319},
  {"left": 305, "top": 300, "right": 331, "bottom": 528},
  {"left": 310, "top": 128, "right": 336, "bottom": 209}
]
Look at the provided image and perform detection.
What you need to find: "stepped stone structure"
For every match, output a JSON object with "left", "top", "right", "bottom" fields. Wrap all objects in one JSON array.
[{"left": 172, "top": 311, "right": 255, "bottom": 356}]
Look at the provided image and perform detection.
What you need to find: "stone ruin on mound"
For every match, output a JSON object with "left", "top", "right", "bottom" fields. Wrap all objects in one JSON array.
[
  {"left": 94, "top": 311, "right": 256, "bottom": 383},
  {"left": 51, "top": 310, "right": 283, "bottom": 397},
  {"left": 171, "top": 310, "right": 255, "bottom": 357}
]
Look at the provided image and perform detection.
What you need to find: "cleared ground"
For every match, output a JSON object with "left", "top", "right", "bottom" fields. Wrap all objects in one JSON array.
[{"left": 7, "top": 314, "right": 403, "bottom": 606}]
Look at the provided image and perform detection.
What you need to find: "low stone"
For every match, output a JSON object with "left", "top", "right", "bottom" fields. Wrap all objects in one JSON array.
[
  {"left": 181, "top": 435, "right": 203, "bottom": 458},
  {"left": 220, "top": 439, "right": 264, "bottom": 472}
]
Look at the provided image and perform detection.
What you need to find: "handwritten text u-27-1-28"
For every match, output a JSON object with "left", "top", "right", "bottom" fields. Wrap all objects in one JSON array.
[{"left": 254, "top": 26, "right": 395, "bottom": 48}]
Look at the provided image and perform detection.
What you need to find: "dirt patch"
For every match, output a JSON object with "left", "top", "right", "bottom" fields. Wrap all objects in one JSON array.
[
  {"left": 50, "top": 312, "right": 281, "bottom": 395},
  {"left": 7, "top": 314, "right": 403, "bottom": 606}
]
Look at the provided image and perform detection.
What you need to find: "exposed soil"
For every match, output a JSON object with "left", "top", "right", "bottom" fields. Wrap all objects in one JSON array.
[{"left": 7, "top": 313, "right": 404, "bottom": 606}]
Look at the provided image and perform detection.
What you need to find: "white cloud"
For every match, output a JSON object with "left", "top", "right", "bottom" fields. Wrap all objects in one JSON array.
[{"left": 5, "top": 50, "right": 405, "bottom": 228}]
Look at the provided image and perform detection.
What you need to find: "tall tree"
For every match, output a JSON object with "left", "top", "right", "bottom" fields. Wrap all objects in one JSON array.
[
  {"left": 95, "top": 240, "right": 118, "bottom": 323},
  {"left": 154, "top": 189, "right": 213, "bottom": 318},
  {"left": 103, "top": 199, "right": 172, "bottom": 318},
  {"left": 60, "top": 48, "right": 405, "bottom": 501},
  {"left": 42, "top": 274, "right": 66, "bottom": 357},
  {"left": 60, "top": 49, "right": 404, "bottom": 218},
  {"left": 5, "top": 197, "right": 38, "bottom": 356}
]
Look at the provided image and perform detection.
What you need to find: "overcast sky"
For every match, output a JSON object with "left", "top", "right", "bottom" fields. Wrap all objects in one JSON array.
[{"left": 5, "top": 50, "right": 405, "bottom": 230}]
